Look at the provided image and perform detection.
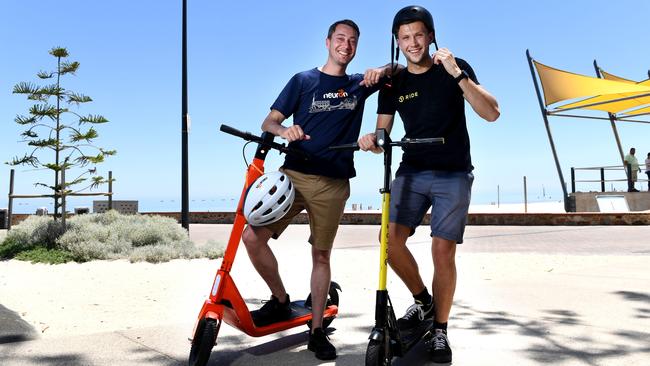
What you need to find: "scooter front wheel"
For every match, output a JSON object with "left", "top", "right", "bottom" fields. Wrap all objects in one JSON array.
[
  {"left": 366, "top": 339, "right": 392, "bottom": 366},
  {"left": 189, "top": 318, "right": 220, "bottom": 366}
]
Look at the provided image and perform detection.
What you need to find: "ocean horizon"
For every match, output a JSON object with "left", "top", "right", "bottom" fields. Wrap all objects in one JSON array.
[{"left": 1, "top": 195, "right": 565, "bottom": 214}]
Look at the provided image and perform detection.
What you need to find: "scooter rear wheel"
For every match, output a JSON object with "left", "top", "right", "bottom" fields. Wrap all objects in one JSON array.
[
  {"left": 189, "top": 318, "right": 220, "bottom": 366},
  {"left": 305, "top": 282, "right": 341, "bottom": 330},
  {"left": 366, "top": 339, "right": 392, "bottom": 366}
]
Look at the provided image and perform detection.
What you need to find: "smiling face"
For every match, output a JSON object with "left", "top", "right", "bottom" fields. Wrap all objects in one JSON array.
[
  {"left": 326, "top": 24, "right": 358, "bottom": 67},
  {"left": 396, "top": 21, "right": 433, "bottom": 66}
]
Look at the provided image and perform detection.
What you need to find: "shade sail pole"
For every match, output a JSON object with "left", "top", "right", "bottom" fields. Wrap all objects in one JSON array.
[
  {"left": 526, "top": 50, "right": 571, "bottom": 212},
  {"left": 593, "top": 60, "right": 625, "bottom": 167}
]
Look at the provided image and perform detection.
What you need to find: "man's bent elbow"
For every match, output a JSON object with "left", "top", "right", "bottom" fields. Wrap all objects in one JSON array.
[{"left": 484, "top": 106, "right": 500, "bottom": 122}]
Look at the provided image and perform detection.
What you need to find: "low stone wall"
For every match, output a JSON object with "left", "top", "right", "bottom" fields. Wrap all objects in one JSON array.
[
  {"left": 143, "top": 212, "right": 650, "bottom": 225},
  {"left": 7, "top": 211, "right": 650, "bottom": 227}
]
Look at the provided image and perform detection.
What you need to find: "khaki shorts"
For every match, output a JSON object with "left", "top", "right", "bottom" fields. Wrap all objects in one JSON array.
[{"left": 263, "top": 168, "right": 350, "bottom": 251}]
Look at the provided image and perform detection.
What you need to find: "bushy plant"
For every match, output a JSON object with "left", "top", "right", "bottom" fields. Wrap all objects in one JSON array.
[{"left": 0, "top": 211, "right": 225, "bottom": 263}]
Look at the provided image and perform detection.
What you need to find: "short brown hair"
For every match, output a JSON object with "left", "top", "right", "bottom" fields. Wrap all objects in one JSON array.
[{"left": 327, "top": 19, "right": 360, "bottom": 39}]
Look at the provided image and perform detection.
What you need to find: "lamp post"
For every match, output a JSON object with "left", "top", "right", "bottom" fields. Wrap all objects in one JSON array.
[{"left": 181, "top": 0, "right": 190, "bottom": 230}]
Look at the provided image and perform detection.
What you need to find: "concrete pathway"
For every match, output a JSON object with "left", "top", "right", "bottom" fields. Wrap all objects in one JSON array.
[{"left": 0, "top": 225, "right": 649, "bottom": 365}]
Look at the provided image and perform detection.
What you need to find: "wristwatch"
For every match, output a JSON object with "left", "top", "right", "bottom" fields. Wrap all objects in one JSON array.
[{"left": 454, "top": 70, "right": 469, "bottom": 83}]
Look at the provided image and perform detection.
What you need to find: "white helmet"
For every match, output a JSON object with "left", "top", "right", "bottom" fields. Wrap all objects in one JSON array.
[{"left": 243, "top": 171, "right": 295, "bottom": 226}]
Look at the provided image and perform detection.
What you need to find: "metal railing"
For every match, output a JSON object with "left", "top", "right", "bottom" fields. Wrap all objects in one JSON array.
[
  {"left": 570, "top": 164, "right": 649, "bottom": 193},
  {"left": 6, "top": 168, "right": 113, "bottom": 230}
]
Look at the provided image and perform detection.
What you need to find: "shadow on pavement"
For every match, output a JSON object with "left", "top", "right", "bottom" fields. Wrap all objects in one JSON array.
[
  {"left": 455, "top": 294, "right": 650, "bottom": 365},
  {"left": 0, "top": 304, "right": 37, "bottom": 345}
]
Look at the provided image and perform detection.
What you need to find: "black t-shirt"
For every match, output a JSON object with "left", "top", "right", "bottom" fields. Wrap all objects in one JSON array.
[{"left": 377, "top": 58, "right": 478, "bottom": 173}]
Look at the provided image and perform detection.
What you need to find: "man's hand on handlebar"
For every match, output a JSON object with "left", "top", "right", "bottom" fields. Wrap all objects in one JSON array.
[
  {"left": 280, "top": 125, "right": 311, "bottom": 142},
  {"left": 358, "top": 133, "right": 383, "bottom": 154}
]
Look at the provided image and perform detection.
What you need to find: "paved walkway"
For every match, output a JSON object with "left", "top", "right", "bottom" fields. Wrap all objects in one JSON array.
[{"left": 1, "top": 225, "right": 649, "bottom": 365}]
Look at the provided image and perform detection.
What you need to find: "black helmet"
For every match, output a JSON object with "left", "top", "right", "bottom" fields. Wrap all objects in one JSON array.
[
  {"left": 392, "top": 5, "right": 435, "bottom": 41},
  {"left": 389, "top": 5, "right": 437, "bottom": 74}
]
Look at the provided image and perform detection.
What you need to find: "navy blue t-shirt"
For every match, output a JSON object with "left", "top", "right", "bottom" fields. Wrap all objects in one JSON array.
[
  {"left": 271, "top": 68, "right": 381, "bottom": 179},
  {"left": 377, "top": 58, "right": 479, "bottom": 173}
]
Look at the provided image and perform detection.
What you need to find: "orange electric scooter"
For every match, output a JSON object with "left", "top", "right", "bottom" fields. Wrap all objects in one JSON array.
[{"left": 188, "top": 124, "right": 341, "bottom": 366}]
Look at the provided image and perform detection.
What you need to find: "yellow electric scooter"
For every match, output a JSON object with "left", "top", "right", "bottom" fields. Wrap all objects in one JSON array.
[{"left": 330, "top": 128, "right": 444, "bottom": 365}]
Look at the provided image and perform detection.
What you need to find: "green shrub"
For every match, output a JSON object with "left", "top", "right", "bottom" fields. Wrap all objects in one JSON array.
[
  {"left": 15, "top": 247, "right": 75, "bottom": 264},
  {"left": 0, "top": 211, "right": 225, "bottom": 263}
]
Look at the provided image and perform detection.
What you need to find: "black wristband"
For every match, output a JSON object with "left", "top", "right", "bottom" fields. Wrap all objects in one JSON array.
[{"left": 455, "top": 70, "right": 469, "bottom": 83}]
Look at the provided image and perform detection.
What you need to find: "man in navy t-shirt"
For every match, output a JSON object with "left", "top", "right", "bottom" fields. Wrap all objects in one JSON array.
[
  {"left": 241, "top": 19, "right": 390, "bottom": 360},
  {"left": 359, "top": 6, "right": 500, "bottom": 364}
]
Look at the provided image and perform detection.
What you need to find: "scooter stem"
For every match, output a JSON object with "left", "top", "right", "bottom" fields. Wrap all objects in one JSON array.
[{"left": 378, "top": 192, "right": 390, "bottom": 290}]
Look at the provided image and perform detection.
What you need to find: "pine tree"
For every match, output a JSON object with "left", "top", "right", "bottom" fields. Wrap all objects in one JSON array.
[{"left": 8, "top": 46, "right": 115, "bottom": 219}]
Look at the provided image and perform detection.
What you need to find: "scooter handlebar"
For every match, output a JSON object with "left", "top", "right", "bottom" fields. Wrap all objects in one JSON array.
[
  {"left": 220, "top": 124, "right": 310, "bottom": 160},
  {"left": 328, "top": 137, "right": 444, "bottom": 151},
  {"left": 219, "top": 124, "right": 256, "bottom": 141},
  {"left": 394, "top": 137, "right": 445, "bottom": 146},
  {"left": 328, "top": 142, "right": 360, "bottom": 151}
]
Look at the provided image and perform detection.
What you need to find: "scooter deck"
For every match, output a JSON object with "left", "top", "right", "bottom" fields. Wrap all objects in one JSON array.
[
  {"left": 393, "top": 319, "right": 435, "bottom": 357},
  {"left": 250, "top": 300, "right": 313, "bottom": 327}
]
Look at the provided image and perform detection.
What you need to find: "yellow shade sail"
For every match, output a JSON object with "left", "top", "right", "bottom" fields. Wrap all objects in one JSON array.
[
  {"left": 555, "top": 68, "right": 650, "bottom": 113},
  {"left": 533, "top": 61, "right": 650, "bottom": 109},
  {"left": 600, "top": 70, "right": 635, "bottom": 83},
  {"left": 601, "top": 70, "right": 650, "bottom": 85},
  {"left": 621, "top": 105, "right": 650, "bottom": 116}
]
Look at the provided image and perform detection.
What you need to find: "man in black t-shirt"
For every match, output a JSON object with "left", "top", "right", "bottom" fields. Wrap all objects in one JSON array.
[{"left": 359, "top": 5, "right": 499, "bottom": 363}]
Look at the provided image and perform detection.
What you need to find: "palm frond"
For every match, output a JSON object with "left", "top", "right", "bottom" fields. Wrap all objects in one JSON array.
[
  {"left": 29, "top": 104, "right": 58, "bottom": 118},
  {"left": 37, "top": 70, "right": 54, "bottom": 79},
  {"left": 13, "top": 82, "right": 39, "bottom": 94},
  {"left": 44, "top": 163, "right": 63, "bottom": 172},
  {"left": 28, "top": 138, "right": 58, "bottom": 148},
  {"left": 21, "top": 130, "right": 38, "bottom": 139},
  {"left": 67, "top": 92, "right": 92, "bottom": 104},
  {"left": 14, "top": 115, "right": 38, "bottom": 125},
  {"left": 60, "top": 61, "right": 80, "bottom": 75},
  {"left": 49, "top": 47, "right": 68, "bottom": 58},
  {"left": 70, "top": 127, "right": 98, "bottom": 143},
  {"left": 27, "top": 93, "right": 49, "bottom": 102},
  {"left": 90, "top": 175, "right": 108, "bottom": 189},
  {"left": 75, "top": 153, "right": 105, "bottom": 166},
  {"left": 7, "top": 154, "right": 40, "bottom": 168},
  {"left": 34, "top": 182, "right": 55, "bottom": 190},
  {"left": 37, "top": 84, "right": 63, "bottom": 96},
  {"left": 65, "top": 177, "right": 87, "bottom": 187},
  {"left": 79, "top": 114, "right": 108, "bottom": 124}
]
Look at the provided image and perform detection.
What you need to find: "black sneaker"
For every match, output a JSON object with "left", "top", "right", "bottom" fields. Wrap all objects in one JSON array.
[
  {"left": 397, "top": 300, "right": 435, "bottom": 331},
  {"left": 308, "top": 327, "right": 337, "bottom": 360},
  {"left": 252, "top": 294, "right": 291, "bottom": 327},
  {"left": 427, "top": 329, "right": 452, "bottom": 363}
]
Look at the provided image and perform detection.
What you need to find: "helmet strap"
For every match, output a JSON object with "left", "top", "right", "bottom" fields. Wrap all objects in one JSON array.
[{"left": 390, "top": 36, "right": 399, "bottom": 83}]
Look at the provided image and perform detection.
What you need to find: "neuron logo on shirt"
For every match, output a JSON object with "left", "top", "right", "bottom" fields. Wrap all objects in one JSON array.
[{"left": 323, "top": 89, "right": 349, "bottom": 99}]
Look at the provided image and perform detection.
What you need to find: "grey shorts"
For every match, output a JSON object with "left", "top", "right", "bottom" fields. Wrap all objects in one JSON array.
[{"left": 390, "top": 170, "right": 474, "bottom": 244}]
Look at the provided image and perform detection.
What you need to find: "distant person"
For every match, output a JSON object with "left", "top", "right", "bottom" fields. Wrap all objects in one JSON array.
[
  {"left": 358, "top": 5, "right": 499, "bottom": 364},
  {"left": 624, "top": 147, "right": 640, "bottom": 192},
  {"left": 645, "top": 152, "right": 650, "bottom": 191},
  {"left": 240, "top": 19, "right": 392, "bottom": 361}
]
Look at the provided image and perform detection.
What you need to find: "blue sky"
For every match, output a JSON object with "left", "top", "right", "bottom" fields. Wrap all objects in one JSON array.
[{"left": 2, "top": 1, "right": 650, "bottom": 213}]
